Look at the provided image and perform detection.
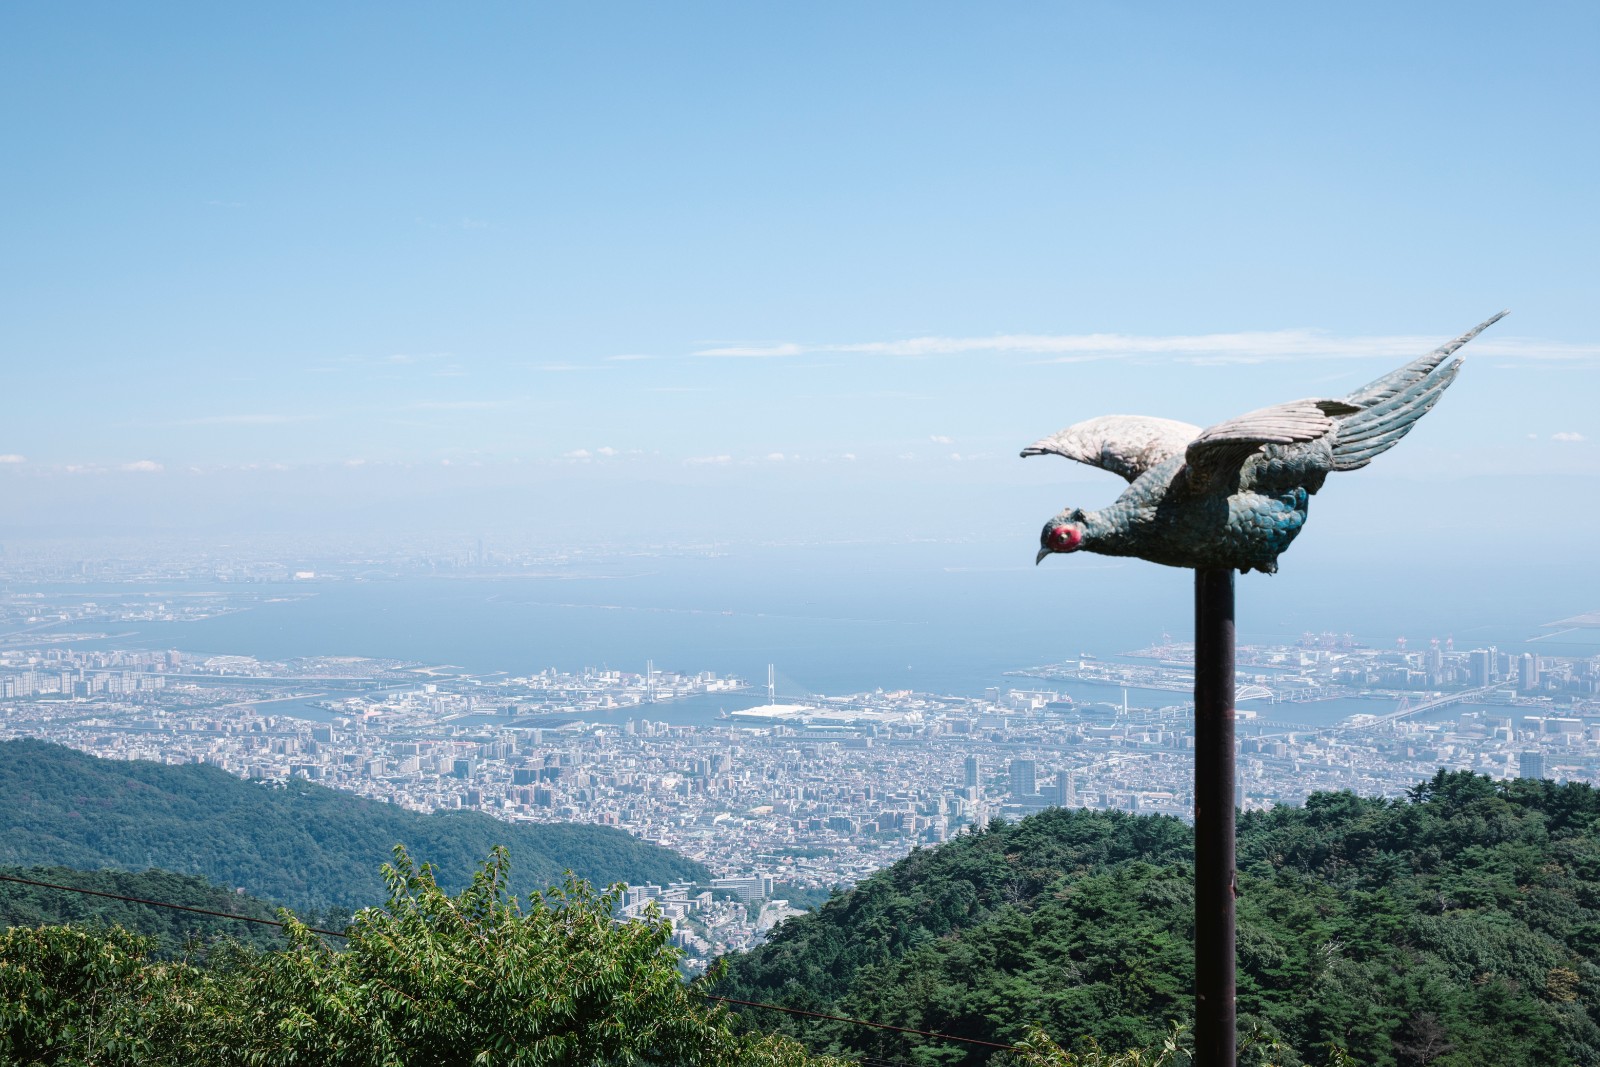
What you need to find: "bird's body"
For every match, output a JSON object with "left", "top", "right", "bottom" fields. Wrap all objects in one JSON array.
[
  {"left": 1026, "top": 313, "right": 1505, "bottom": 574},
  {"left": 1074, "top": 452, "right": 1314, "bottom": 572}
]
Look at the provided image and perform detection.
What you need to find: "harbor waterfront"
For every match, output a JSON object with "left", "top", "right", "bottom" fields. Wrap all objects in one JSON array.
[
  {"left": 5, "top": 573, "right": 1600, "bottom": 965},
  {"left": 6, "top": 578, "right": 1600, "bottom": 966}
]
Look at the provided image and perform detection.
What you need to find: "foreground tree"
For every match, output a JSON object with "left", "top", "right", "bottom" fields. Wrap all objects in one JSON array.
[
  {"left": 235, "top": 846, "right": 833, "bottom": 1067},
  {"left": 0, "top": 847, "right": 843, "bottom": 1067}
]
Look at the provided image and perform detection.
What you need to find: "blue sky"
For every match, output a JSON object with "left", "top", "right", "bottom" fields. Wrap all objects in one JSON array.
[{"left": 2, "top": 3, "right": 1596, "bottom": 568}]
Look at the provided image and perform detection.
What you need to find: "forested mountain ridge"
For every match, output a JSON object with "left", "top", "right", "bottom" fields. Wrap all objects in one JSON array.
[
  {"left": 714, "top": 771, "right": 1600, "bottom": 1067},
  {"left": 0, "top": 739, "right": 706, "bottom": 910}
]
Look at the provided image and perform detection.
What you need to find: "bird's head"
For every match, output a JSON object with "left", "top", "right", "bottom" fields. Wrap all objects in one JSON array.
[{"left": 1037, "top": 509, "right": 1087, "bottom": 564}]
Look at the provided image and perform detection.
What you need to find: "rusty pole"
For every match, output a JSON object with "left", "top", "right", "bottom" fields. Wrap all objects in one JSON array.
[{"left": 1193, "top": 568, "right": 1237, "bottom": 1066}]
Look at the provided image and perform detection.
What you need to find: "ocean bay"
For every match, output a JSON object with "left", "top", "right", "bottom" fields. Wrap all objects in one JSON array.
[{"left": 9, "top": 541, "right": 1585, "bottom": 733}]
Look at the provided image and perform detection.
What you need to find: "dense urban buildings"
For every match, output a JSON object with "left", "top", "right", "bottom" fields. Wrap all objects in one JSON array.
[{"left": 5, "top": 582, "right": 1600, "bottom": 961}]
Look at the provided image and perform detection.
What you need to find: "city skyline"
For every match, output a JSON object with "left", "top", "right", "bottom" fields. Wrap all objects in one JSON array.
[{"left": 4, "top": 615, "right": 1593, "bottom": 918}]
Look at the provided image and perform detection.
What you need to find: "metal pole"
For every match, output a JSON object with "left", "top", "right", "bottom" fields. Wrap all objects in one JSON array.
[{"left": 1193, "top": 568, "right": 1236, "bottom": 1066}]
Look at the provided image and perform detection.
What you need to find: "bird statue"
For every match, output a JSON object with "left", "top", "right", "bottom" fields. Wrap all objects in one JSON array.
[{"left": 1026, "top": 312, "right": 1505, "bottom": 574}]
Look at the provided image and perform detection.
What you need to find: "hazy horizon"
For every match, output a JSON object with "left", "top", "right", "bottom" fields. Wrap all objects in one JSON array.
[{"left": 3, "top": 3, "right": 1596, "bottom": 589}]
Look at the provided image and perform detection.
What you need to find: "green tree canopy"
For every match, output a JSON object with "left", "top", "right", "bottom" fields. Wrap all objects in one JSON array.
[
  {"left": 714, "top": 773, "right": 1600, "bottom": 1067},
  {"left": 0, "top": 847, "right": 843, "bottom": 1067}
]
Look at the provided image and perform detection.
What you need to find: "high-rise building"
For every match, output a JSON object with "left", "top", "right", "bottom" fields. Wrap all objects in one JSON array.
[
  {"left": 1519, "top": 751, "right": 1546, "bottom": 780},
  {"left": 710, "top": 876, "right": 776, "bottom": 903},
  {"left": 1009, "top": 758, "right": 1037, "bottom": 797},
  {"left": 1047, "top": 771, "right": 1074, "bottom": 807},
  {"left": 963, "top": 755, "right": 981, "bottom": 789},
  {"left": 1468, "top": 648, "right": 1493, "bottom": 688},
  {"left": 1520, "top": 653, "right": 1541, "bottom": 692}
]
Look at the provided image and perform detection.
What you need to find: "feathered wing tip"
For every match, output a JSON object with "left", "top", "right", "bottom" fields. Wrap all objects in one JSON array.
[
  {"left": 1020, "top": 415, "right": 1201, "bottom": 484},
  {"left": 1330, "top": 311, "right": 1505, "bottom": 472},
  {"left": 1343, "top": 310, "right": 1508, "bottom": 407},
  {"left": 1331, "top": 350, "right": 1465, "bottom": 471}
]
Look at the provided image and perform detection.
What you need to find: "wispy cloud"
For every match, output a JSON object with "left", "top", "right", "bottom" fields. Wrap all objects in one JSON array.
[
  {"left": 684, "top": 454, "right": 732, "bottom": 465},
  {"left": 694, "top": 327, "right": 1598, "bottom": 365},
  {"left": 560, "top": 445, "right": 640, "bottom": 460},
  {"left": 606, "top": 353, "right": 655, "bottom": 362},
  {"left": 0, "top": 454, "right": 24, "bottom": 464},
  {"left": 1552, "top": 431, "right": 1587, "bottom": 443},
  {"left": 580, "top": 446, "right": 643, "bottom": 459},
  {"left": 696, "top": 342, "right": 806, "bottom": 358},
  {"left": 929, "top": 434, "right": 954, "bottom": 445},
  {"left": 123, "top": 460, "right": 164, "bottom": 473}
]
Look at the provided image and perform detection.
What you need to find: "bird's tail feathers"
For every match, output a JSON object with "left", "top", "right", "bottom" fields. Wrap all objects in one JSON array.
[
  {"left": 1331, "top": 357, "right": 1462, "bottom": 471},
  {"left": 1343, "top": 310, "right": 1507, "bottom": 408}
]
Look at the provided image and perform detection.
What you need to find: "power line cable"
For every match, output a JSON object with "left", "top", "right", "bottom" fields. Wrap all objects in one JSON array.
[
  {"left": 0, "top": 872, "right": 1018, "bottom": 1053},
  {"left": 0, "top": 871, "right": 348, "bottom": 938}
]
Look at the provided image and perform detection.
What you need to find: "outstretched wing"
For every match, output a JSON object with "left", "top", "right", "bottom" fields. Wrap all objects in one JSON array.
[
  {"left": 1185, "top": 398, "right": 1359, "bottom": 487},
  {"left": 1021, "top": 415, "right": 1200, "bottom": 483},
  {"left": 1189, "top": 398, "right": 1358, "bottom": 454},
  {"left": 1184, "top": 312, "right": 1502, "bottom": 484}
]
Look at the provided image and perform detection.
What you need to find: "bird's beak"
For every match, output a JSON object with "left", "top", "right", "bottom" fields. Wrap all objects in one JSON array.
[{"left": 1035, "top": 547, "right": 1051, "bottom": 566}]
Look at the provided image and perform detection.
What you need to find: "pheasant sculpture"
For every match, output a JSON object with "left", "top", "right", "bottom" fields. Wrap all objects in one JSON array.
[{"left": 1026, "top": 312, "right": 1505, "bottom": 574}]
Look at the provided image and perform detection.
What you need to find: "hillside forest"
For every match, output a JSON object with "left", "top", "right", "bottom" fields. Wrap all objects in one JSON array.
[
  {"left": 3, "top": 750, "right": 1597, "bottom": 1065},
  {"left": 714, "top": 771, "right": 1600, "bottom": 1067},
  {"left": 0, "top": 739, "right": 705, "bottom": 909}
]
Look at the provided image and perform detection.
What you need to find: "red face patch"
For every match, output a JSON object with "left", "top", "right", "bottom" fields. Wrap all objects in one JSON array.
[{"left": 1050, "top": 525, "right": 1082, "bottom": 552}]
